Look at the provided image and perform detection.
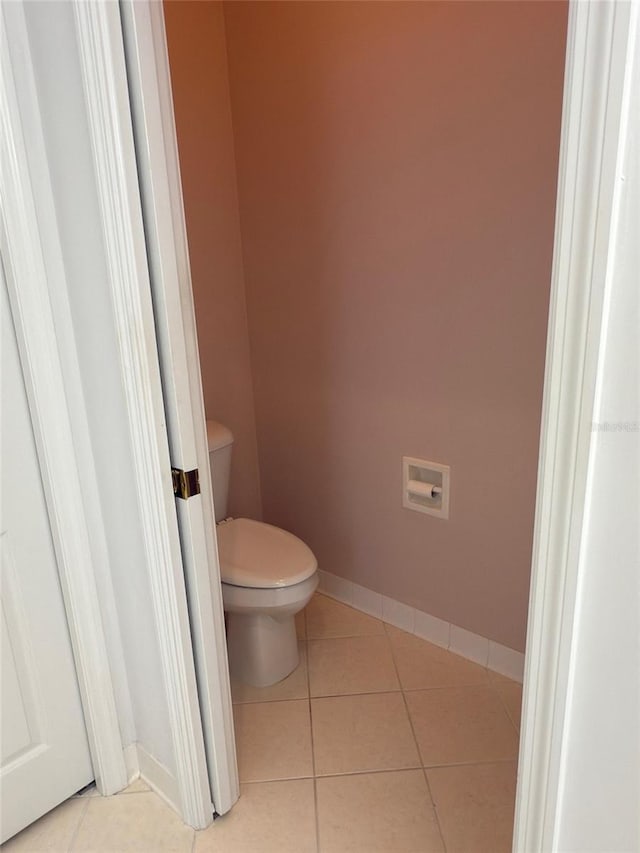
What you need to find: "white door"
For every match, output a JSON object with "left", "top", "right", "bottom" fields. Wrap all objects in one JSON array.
[
  {"left": 0, "top": 263, "right": 94, "bottom": 843},
  {"left": 120, "top": 0, "right": 238, "bottom": 816}
]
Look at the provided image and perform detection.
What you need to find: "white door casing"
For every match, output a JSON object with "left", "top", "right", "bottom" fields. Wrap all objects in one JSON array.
[
  {"left": 119, "top": 0, "right": 239, "bottom": 816},
  {"left": 513, "top": 2, "right": 639, "bottom": 850},
  {"left": 71, "top": 0, "right": 223, "bottom": 828}
]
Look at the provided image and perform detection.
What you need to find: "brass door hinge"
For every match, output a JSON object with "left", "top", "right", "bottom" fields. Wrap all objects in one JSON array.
[{"left": 172, "top": 467, "right": 200, "bottom": 500}]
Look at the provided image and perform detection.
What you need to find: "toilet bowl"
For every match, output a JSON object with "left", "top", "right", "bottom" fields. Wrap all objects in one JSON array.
[
  {"left": 217, "top": 518, "right": 317, "bottom": 686},
  {"left": 207, "top": 422, "right": 318, "bottom": 687}
]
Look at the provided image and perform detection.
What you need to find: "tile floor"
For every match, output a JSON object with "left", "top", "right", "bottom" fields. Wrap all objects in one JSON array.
[{"left": 2, "top": 593, "right": 522, "bottom": 852}]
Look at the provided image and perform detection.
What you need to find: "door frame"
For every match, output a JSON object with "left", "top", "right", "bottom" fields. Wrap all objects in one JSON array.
[
  {"left": 118, "top": 0, "right": 239, "bottom": 816},
  {"left": 513, "top": 1, "right": 637, "bottom": 850},
  {"left": 5, "top": 0, "right": 631, "bottom": 843},
  {"left": 71, "top": 0, "right": 219, "bottom": 828},
  {"left": 1, "top": 5, "right": 127, "bottom": 798}
]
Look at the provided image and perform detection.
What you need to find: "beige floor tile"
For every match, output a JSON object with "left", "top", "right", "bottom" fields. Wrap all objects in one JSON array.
[
  {"left": 387, "top": 624, "right": 490, "bottom": 690},
  {"left": 312, "top": 692, "right": 420, "bottom": 775},
  {"left": 308, "top": 635, "right": 399, "bottom": 697},
  {"left": 406, "top": 686, "right": 520, "bottom": 766},
  {"left": 427, "top": 761, "right": 517, "bottom": 853},
  {"left": 234, "top": 699, "right": 313, "bottom": 781},
  {"left": 306, "top": 594, "right": 385, "bottom": 639},
  {"left": 232, "top": 642, "right": 309, "bottom": 704},
  {"left": 1, "top": 798, "right": 87, "bottom": 852},
  {"left": 492, "top": 678, "right": 523, "bottom": 732},
  {"left": 194, "top": 779, "right": 316, "bottom": 853},
  {"left": 70, "top": 791, "right": 193, "bottom": 852},
  {"left": 316, "top": 770, "right": 444, "bottom": 852}
]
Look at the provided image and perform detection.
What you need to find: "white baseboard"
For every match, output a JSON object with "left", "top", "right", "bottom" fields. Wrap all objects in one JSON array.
[
  {"left": 317, "top": 570, "right": 525, "bottom": 683},
  {"left": 123, "top": 743, "right": 140, "bottom": 785},
  {"left": 127, "top": 744, "right": 181, "bottom": 815}
]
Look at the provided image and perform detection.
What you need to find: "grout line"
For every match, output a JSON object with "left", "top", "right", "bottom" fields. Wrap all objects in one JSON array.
[
  {"left": 232, "top": 696, "right": 306, "bottom": 706},
  {"left": 241, "top": 773, "right": 316, "bottom": 784},
  {"left": 422, "top": 766, "right": 448, "bottom": 853},
  {"left": 401, "top": 682, "right": 494, "bottom": 694},
  {"left": 386, "top": 626, "right": 448, "bottom": 852},
  {"left": 306, "top": 631, "right": 388, "bottom": 641},
  {"left": 308, "top": 688, "right": 402, "bottom": 702},
  {"left": 422, "top": 757, "right": 519, "bottom": 770},
  {"left": 310, "top": 688, "right": 403, "bottom": 700},
  {"left": 313, "top": 762, "right": 423, "bottom": 778},
  {"left": 385, "top": 627, "right": 427, "bottom": 776},
  {"left": 308, "top": 680, "right": 317, "bottom": 778},
  {"left": 238, "top": 759, "right": 518, "bottom": 785},
  {"left": 303, "top": 605, "right": 321, "bottom": 853},
  {"left": 67, "top": 794, "right": 91, "bottom": 852},
  {"left": 313, "top": 776, "right": 320, "bottom": 853},
  {"left": 489, "top": 680, "right": 522, "bottom": 737},
  {"left": 236, "top": 683, "right": 422, "bottom": 698}
]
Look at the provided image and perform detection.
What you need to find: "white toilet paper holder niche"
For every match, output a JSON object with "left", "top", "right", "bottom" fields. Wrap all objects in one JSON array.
[{"left": 402, "top": 456, "right": 450, "bottom": 519}]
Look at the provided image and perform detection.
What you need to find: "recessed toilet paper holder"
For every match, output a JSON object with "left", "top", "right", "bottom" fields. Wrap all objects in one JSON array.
[{"left": 402, "top": 456, "right": 450, "bottom": 519}]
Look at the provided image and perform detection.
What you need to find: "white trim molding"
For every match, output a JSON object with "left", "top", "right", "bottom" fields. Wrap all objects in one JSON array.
[
  {"left": 0, "top": 6, "right": 126, "bottom": 796},
  {"left": 318, "top": 570, "right": 525, "bottom": 682},
  {"left": 119, "top": 0, "right": 239, "bottom": 816},
  {"left": 136, "top": 745, "right": 181, "bottom": 815},
  {"left": 122, "top": 742, "right": 180, "bottom": 812},
  {"left": 513, "top": 2, "right": 637, "bottom": 851},
  {"left": 122, "top": 744, "right": 140, "bottom": 787},
  {"left": 72, "top": 1, "right": 213, "bottom": 828}
]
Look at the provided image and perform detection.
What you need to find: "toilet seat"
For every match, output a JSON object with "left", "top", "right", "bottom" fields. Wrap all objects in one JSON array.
[{"left": 216, "top": 518, "right": 317, "bottom": 589}]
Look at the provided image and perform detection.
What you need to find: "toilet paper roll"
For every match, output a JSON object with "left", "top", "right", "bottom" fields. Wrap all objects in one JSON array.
[{"left": 407, "top": 479, "right": 441, "bottom": 499}]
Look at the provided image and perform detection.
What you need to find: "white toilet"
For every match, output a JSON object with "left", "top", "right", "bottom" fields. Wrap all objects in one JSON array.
[{"left": 207, "top": 420, "right": 318, "bottom": 687}]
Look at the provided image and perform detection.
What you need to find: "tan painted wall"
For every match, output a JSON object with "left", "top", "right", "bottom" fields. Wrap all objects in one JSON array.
[
  {"left": 164, "top": 0, "right": 262, "bottom": 519},
  {"left": 224, "top": 1, "right": 567, "bottom": 651}
]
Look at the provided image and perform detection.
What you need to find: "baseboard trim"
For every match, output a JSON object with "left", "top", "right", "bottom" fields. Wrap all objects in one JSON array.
[
  {"left": 115, "top": 744, "right": 181, "bottom": 818},
  {"left": 122, "top": 744, "right": 139, "bottom": 786},
  {"left": 317, "top": 570, "right": 525, "bottom": 682},
  {"left": 135, "top": 745, "right": 180, "bottom": 815}
]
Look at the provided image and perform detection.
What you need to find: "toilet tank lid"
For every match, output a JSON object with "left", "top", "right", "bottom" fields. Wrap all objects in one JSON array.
[{"left": 206, "top": 420, "right": 234, "bottom": 452}]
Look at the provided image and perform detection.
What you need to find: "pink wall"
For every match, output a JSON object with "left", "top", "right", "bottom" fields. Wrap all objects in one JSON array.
[
  {"left": 223, "top": 1, "right": 567, "bottom": 651},
  {"left": 164, "top": 0, "right": 262, "bottom": 519}
]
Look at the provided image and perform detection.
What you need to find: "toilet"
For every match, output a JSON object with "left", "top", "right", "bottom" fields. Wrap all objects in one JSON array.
[{"left": 207, "top": 420, "right": 318, "bottom": 687}]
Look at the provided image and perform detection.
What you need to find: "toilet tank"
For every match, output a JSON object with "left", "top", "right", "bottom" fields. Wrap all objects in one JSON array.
[{"left": 206, "top": 420, "right": 234, "bottom": 522}]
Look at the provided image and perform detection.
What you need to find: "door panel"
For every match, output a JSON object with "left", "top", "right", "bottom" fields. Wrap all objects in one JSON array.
[
  {"left": 0, "top": 266, "right": 93, "bottom": 843},
  {"left": 1, "top": 537, "right": 44, "bottom": 766},
  {"left": 121, "top": 0, "right": 238, "bottom": 815}
]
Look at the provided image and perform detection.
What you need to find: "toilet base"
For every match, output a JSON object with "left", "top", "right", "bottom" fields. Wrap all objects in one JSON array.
[{"left": 226, "top": 611, "right": 299, "bottom": 687}]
